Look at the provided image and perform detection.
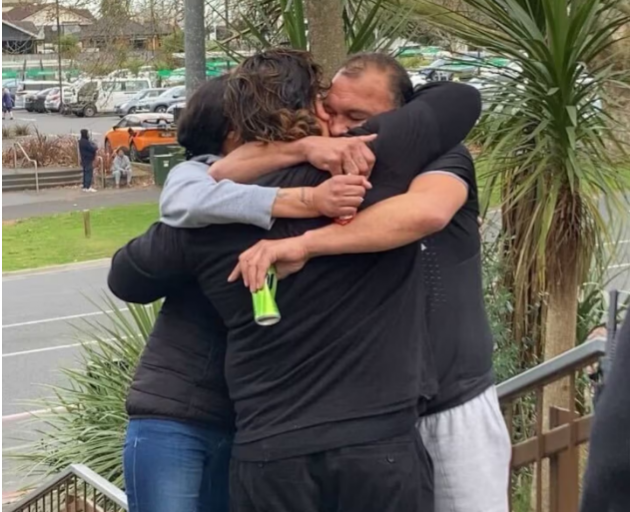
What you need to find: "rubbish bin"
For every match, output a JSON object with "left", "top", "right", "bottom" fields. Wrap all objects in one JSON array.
[
  {"left": 149, "top": 144, "right": 179, "bottom": 164},
  {"left": 153, "top": 154, "right": 173, "bottom": 186}
]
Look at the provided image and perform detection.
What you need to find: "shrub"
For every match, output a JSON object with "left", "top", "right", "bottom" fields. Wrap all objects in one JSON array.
[
  {"left": 13, "top": 124, "right": 32, "bottom": 137},
  {"left": 1, "top": 131, "right": 79, "bottom": 168},
  {"left": 8, "top": 299, "right": 159, "bottom": 489}
]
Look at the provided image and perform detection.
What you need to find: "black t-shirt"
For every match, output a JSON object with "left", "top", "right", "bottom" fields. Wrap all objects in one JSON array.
[
  {"left": 109, "top": 82, "right": 482, "bottom": 460},
  {"left": 414, "top": 145, "right": 495, "bottom": 414}
]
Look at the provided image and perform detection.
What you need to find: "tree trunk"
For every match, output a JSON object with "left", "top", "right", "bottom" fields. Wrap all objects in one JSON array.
[
  {"left": 184, "top": 0, "right": 206, "bottom": 96},
  {"left": 305, "top": 0, "right": 347, "bottom": 80},
  {"left": 543, "top": 242, "right": 580, "bottom": 410},
  {"left": 538, "top": 240, "right": 580, "bottom": 511}
]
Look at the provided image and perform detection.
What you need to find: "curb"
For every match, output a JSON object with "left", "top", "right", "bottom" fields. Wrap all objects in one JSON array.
[{"left": 2, "top": 258, "right": 111, "bottom": 278}]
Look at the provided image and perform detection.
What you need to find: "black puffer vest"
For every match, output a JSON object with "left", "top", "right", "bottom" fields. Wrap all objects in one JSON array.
[{"left": 126, "top": 284, "right": 235, "bottom": 431}]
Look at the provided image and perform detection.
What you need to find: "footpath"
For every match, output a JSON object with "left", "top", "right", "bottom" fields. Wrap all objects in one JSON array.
[{"left": 2, "top": 186, "right": 161, "bottom": 221}]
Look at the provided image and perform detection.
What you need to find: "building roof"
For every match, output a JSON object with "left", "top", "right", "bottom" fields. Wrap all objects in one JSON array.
[
  {"left": 2, "top": 19, "right": 41, "bottom": 38},
  {"left": 4, "top": 4, "right": 94, "bottom": 23},
  {"left": 80, "top": 18, "right": 171, "bottom": 39}
]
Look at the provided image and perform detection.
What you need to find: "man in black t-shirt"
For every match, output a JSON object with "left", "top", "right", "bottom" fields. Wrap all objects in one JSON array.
[
  {"left": 230, "top": 53, "right": 511, "bottom": 512},
  {"left": 109, "top": 49, "right": 481, "bottom": 512}
]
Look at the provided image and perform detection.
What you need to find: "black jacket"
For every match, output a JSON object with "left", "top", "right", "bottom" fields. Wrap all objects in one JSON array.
[
  {"left": 580, "top": 313, "right": 630, "bottom": 511},
  {"left": 78, "top": 138, "right": 97, "bottom": 165},
  {"left": 108, "top": 82, "right": 482, "bottom": 433}
]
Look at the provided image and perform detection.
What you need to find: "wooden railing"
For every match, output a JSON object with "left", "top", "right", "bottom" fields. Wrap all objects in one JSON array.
[{"left": 498, "top": 291, "right": 620, "bottom": 511}]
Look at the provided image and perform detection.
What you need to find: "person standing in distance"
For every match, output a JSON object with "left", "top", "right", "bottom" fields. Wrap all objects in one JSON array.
[
  {"left": 78, "top": 129, "right": 97, "bottom": 192},
  {"left": 3, "top": 88, "right": 14, "bottom": 121}
]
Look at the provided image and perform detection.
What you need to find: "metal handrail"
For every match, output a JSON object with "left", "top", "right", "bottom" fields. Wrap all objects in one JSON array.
[
  {"left": 497, "top": 338, "right": 607, "bottom": 403},
  {"left": 6, "top": 464, "right": 128, "bottom": 512},
  {"left": 10, "top": 141, "right": 40, "bottom": 192},
  {"left": 498, "top": 289, "right": 621, "bottom": 403}
]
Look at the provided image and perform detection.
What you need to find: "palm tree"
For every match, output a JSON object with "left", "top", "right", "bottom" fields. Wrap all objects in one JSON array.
[{"left": 405, "top": 0, "right": 629, "bottom": 403}]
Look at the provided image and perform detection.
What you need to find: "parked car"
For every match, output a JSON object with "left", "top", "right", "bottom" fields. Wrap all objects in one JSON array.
[
  {"left": 45, "top": 86, "right": 77, "bottom": 112},
  {"left": 34, "top": 88, "right": 56, "bottom": 113},
  {"left": 103, "top": 113, "right": 176, "bottom": 161},
  {"left": 25, "top": 88, "right": 54, "bottom": 112},
  {"left": 15, "top": 80, "right": 67, "bottom": 109},
  {"left": 136, "top": 86, "right": 185, "bottom": 113},
  {"left": 167, "top": 100, "right": 186, "bottom": 123},
  {"left": 71, "top": 78, "right": 152, "bottom": 117},
  {"left": 166, "top": 100, "right": 185, "bottom": 115},
  {"left": 115, "top": 88, "right": 166, "bottom": 116}
]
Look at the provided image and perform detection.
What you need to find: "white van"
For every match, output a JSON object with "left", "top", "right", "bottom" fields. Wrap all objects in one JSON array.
[
  {"left": 72, "top": 78, "right": 152, "bottom": 117},
  {"left": 15, "top": 80, "right": 69, "bottom": 109}
]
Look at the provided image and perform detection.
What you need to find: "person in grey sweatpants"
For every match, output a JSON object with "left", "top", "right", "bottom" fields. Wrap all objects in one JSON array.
[{"left": 166, "top": 53, "right": 510, "bottom": 512}]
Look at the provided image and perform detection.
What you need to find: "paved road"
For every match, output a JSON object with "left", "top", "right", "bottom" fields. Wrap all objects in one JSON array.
[
  {"left": 3, "top": 111, "right": 119, "bottom": 146},
  {"left": 2, "top": 260, "right": 123, "bottom": 494}
]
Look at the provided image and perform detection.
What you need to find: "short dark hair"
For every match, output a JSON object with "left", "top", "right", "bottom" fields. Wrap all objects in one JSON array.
[
  {"left": 338, "top": 52, "right": 413, "bottom": 107},
  {"left": 225, "top": 48, "right": 324, "bottom": 143},
  {"left": 177, "top": 76, "right": 230, "bottom": 158},
  {"left": 80, "top": 128, "right": 89, "bottom": 139}
]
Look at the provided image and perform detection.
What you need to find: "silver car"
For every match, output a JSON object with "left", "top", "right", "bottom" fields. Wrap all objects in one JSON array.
[
  {"left": 115, "top": 88, "right": 166, "bottom": 117},
  {"left": 136, "top": 86, "right": 185, "bottom": 113}
]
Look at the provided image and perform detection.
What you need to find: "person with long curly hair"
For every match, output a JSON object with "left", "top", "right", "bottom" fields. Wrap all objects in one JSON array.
[{"left": 110, "top": 48, "right": 481, "bottom": 512}]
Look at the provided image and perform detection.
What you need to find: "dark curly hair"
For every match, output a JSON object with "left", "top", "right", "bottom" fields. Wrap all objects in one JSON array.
[{"left": 225, "top": 49, "right": 325, "bottom": 143}]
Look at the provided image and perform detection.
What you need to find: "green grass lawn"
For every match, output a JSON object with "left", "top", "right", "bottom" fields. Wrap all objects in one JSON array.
[{"left": 3, "top": 203, "right": 159, "bottom": 272}]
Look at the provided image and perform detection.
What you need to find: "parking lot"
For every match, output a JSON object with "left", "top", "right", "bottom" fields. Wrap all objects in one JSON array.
[{"left": 4, "top": 111, "right": 121, "bottom": 146}]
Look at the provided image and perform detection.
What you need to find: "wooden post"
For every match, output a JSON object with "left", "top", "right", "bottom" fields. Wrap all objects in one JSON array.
[
  {"left": 548, "top": 406, "right": 580, "bottom": 512},
  {"left": 83, "top": 210, "right": 91, "bottom": 238}
]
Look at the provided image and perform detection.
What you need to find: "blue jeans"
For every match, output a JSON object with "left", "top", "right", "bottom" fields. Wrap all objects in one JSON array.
[
  {"left": 124, "top": 419, "right": 233, "bottom": 512},
  {"left": 82, "top": 164, "right": 93, "bottom": 189}
]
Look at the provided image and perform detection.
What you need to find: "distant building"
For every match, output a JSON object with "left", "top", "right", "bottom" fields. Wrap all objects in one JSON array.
[
  {"left": 80, "top": 18, "right": 172, "bottom": 51},
  {"left": 2, "top": 2, "right": 95, "bottom": 47},
  {"left": 2, "top": 18, "right": 43, "bottom": 54}
]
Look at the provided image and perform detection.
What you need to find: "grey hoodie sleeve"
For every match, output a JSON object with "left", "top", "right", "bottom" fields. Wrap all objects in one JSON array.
[{"left": 159, "top": 160, "right": 279, "bottom": 230}]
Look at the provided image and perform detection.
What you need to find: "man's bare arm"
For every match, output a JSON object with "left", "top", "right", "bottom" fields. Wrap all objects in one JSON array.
[
  {"left": 210, "top": 135, "right": 377, "bottom": 182},
  {"left": 229, "top": 173, "right": 467, "bottom": 291},
  {"left": 303, "top": 174, "right": 466, "bottom": 256},
  {"left": 274, "top": 176, "right": 372, "bottom": 220}
]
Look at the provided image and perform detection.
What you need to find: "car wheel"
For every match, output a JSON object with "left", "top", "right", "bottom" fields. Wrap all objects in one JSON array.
[
  {"left": 130, "top": 143, "right": 141, "bottom": 162},
  {"left": 84, "top": 105, "right": 96, "bottom": 118},
  {"left": 128, "top": 107, "right": 137, "bottom": 114},
  {"left": 154, "top": 105, "right": 167, "bottom": 113}
]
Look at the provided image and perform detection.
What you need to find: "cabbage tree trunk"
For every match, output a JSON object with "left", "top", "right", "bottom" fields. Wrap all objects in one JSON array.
[
  {"left": 305, "top": 0, "right": 347, "bottom": 79},
  {"left": 543, "top": 249, "right": 580, "bottom": 410}
]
